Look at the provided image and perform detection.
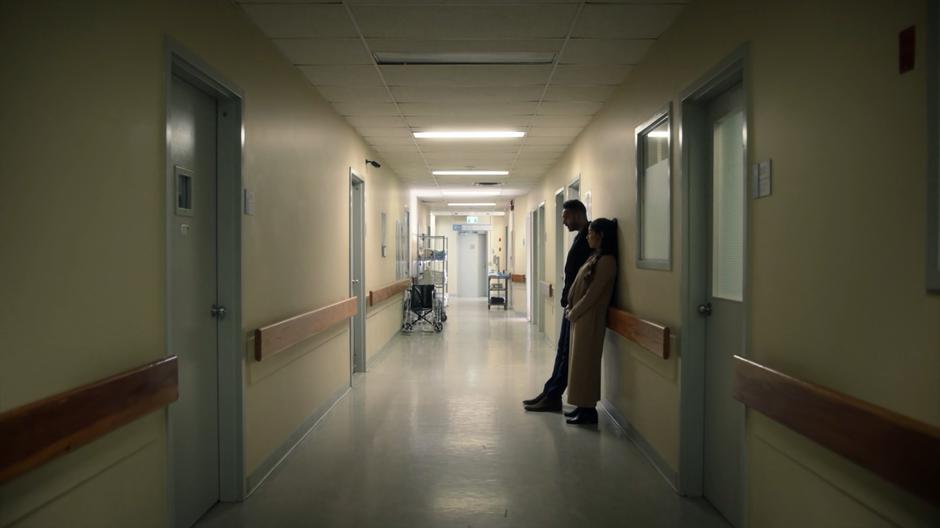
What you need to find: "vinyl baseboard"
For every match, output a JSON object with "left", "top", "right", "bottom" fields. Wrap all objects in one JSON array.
[
  {"left": 600, "top": 398, "right": 679, "bottom": 492},
  {"left": 246, "top": 385, "right": 350, "bottom": 496}
]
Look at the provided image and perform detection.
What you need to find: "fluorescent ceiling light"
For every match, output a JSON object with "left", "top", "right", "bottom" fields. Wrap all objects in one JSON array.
[
  {"left": 647, "top": 131, "right": 670, "bottom": 138},
  {"left": 414, "top": 131, "right": 525, "bottom": 139},
  {"left": 441, "top": 191, "right": 501, "bottom": 197},
  {"left": 433, "top": 170, "right": 509, "bottom": 176},
  {"left": 447, "top": 202, "right": 496, "bottom": 207},
  {"left": 375, "top": 51, "right": 554, "bottom": 65}
]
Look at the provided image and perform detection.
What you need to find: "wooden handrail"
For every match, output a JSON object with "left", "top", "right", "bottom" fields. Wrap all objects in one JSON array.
[
  {"left": 0, "top": 356, "right": 179, "bottom": 483},
  {"left": 733, "top": 356, "right": 940, "bottom": 503},
  {"left": 606, "top": 308, "right": 670, "bottom": 359},
  {"left": 539, "top": 281, "right": 553, "bottom": 298},
  {"left": 369, "top": 279, "right": 411, "bottom": 307},
  {"left": 511, "top": 274, "right": 526, "bottom": 283},
  {"left": 254, "top": 297, "right": 358, "bottom": 361}
]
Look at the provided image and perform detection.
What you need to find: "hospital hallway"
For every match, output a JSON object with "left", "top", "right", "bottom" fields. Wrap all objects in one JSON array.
[{"left": 196, "top": 299, "right": 728, "bottom": 528}]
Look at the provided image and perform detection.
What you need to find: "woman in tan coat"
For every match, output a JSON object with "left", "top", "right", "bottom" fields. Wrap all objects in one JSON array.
[{"left": 564, "top": 218, "right": 619, "bottom": 425}]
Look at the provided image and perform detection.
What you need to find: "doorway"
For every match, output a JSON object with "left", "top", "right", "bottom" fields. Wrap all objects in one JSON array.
[
  {"left": 554, "top": 189, "right": 566, "bottom": 342},
  {"left": 166, "top": 46, "right": 244, "bottom": 527},
  {"left": 679, "top": 49, "right": 749, "bottom": 528},
  {"left": 536, "top": 203, "right": 547, "bottom": 334},
  {"left": 567, "top": 177, "right": 581, "bottom": 250},
  {"left": 350, "top": 171, "right": 366, "bottom": 373},
  {"left": 457, "top": 232, "right": 487, "bottom": 296}
]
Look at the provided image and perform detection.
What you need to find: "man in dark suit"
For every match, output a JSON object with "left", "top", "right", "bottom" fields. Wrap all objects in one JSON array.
[{"left": 524, "top": 199, "right": 592, "bottom": 412}]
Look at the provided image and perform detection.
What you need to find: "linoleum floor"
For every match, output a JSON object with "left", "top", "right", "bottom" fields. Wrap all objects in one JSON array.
[{"left": 197, "top": 299, "right": 730, "bottom": 528}]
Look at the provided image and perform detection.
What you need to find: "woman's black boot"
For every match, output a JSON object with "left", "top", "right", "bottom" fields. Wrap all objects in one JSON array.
[
  {"left": 563, "top": 407, "right": 579, "bottom": 418},
  {"left": 566, "top": 407, "right": 598, "bottom": 425}
]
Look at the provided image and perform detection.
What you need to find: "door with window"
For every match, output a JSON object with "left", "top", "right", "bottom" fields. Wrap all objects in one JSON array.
[
  {"left": 168, "top": 73, "right": 221, "bottom": 528},
  {"left": 702, "top": 83, "right": 746, "bottom": 528}
]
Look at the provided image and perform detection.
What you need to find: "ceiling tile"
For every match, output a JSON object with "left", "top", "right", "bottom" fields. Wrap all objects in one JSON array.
[
  {"left": 390, "top": 85, "right": 544, "bottom": 103},
  {"left": 273, "top": 38, "right": 372, "bottom": 65},
  {"left": 240, "top": 4, "right": 357, "bottom": 38},
  {"left": 332, "top": 102, "right": 401, "bottom": 116},
  {"left": 542, "top": 85, "right": 616, "bottom": 102},
  {"left": 537, "top": 101, "right": 603, "bottom": 115},
  {"left": 381, "top": 65, "right": 552, "bottom": 87},
  {"left": 366, "top": 38, "right": 564, "bottom": 56},
  {"left": 406, "top": 116, "right": 530, "bottom": 128},
  {"left": 527, "top": 127, "right": 584, "bottom": 138},
  {"left": 354, "top": 127, "right": 412, "bottom": 137},
  {"left": 399, "top": 102, "right": 538, "bottom": 116},
  {"left": 346, "top": 116, "right": 408, "bottom": 128},
  {"left": 529, "top": 115, "right": 592, "bottom": 128},
  {"left": 316, "top": 85, "right": 392, "bottom": 103},
  {"left": 573, "top": 4, "right": 684, "bottom": 39},
  {"left": 350, "top": 5, "right": 577, "bottom": 40},
  {"left": 299, "top": 65, "right": 384, "bottom": 85},
  {"left": 523, "top": 136, "right": 576, "bottom": 146},
  {"left": 559, "top": 39, "right": 655, "bottom": 65},
  {"left": 552, "top": 65, "right": 632, "bottom": 85}
]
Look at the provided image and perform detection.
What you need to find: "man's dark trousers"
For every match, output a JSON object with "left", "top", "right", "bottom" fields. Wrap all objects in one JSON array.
[{"left": 541, "top": 316, "right": 571, "bottom": 400}]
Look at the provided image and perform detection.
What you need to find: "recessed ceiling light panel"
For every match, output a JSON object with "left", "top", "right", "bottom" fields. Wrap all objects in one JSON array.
[
  {"left": 433, "top": 170, "right": 509, "bottom": 176},
  {"left": 447, "top": 202, "right": 497, "bottom": 207},
  {"left": 374, "top": 51, "right": 555, "bottom": 65},
  {"left": 414, "top": 131, "right": 525, "bottom": 139}
]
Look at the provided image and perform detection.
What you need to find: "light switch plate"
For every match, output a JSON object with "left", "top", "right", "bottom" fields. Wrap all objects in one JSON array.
[
  {"left": 751, "top": 159, "right": 773, "bottom": 198},
  {"left": 243, "top": 189, "right": 255, "bottom": 215}
]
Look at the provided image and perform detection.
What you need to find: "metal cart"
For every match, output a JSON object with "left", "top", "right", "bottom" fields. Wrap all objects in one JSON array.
[
  {"left": 403, "top": 234, "right": 448, "bottom": 332},
  {"left": 487, "top": 272, "right": 510, "bottom": 310}
]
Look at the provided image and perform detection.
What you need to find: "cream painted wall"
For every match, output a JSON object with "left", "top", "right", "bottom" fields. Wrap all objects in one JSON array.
[
  {"left": 517, "top": 0, "right": 939, "bottom": 526},
  {"left": 0, "top": 0, "right": 404, "bottom": 525}
]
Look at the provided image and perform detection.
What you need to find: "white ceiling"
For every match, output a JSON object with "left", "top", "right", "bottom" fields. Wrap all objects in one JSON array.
[{"left": 236, "top": 0, "right": 688, "bottom": 210}]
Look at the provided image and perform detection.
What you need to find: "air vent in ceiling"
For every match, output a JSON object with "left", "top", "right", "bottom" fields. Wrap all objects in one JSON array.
[
  {"left": 374, "top": 51, "right": 555, "bottom": 65},
  {"left": 475, "top": 181, "right": 502, "bottom": 187}
]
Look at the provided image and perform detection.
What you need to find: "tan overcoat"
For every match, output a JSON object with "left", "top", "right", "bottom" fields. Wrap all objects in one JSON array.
[{"left": 566, "top": 254, "right": 617, "bottom": 407}]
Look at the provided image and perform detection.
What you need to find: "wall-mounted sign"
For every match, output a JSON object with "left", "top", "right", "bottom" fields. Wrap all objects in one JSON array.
[
  {"left": 466, "top": 216, "right": 479, "bottom": 224},
  {"left": 453, "top": 223, "right": 493, "bottom": 232}
]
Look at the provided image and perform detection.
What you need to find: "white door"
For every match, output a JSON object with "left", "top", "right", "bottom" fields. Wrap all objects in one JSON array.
[
  {"left": 350, "top": 174, "right": 365, "bottom": 373},
  {"left": 169, "top": 74, "right": 220, "bottom": 528},
  {"left": 457, "top": 232, "right": 485, "bottom": 296},
  {"left": 702, "top": 83, "right": 746, "bottom": 528}
]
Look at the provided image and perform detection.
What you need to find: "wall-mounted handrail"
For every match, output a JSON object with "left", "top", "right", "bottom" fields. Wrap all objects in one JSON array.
[
  {"left": 606, "top": 307, "right": 670, "bottom": 359},
  {"left": 0, "top": 356, "right": 179, "bottom": 483},
  {"left": 254, "top": 297, "right": 358, "bottom": 361},
  {"left": 732, "top": 355, "right": 940, "bottom": 503},
  {"left": 369, "top": 279, "right": 411, "bottom": 307},
  {"left": 539, "top": 281, "right": 553, "bottom": 298},
  {"left": 511, "top": 274, "right": 526, "bottom": 283}
]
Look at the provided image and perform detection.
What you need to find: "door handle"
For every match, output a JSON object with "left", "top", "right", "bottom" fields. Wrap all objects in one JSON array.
[
  {"left": 210, "top": 304, "right": 227, "bottom": 320},
  {"left": 697, "top": 302, "right": 712, "bottom": 317}
]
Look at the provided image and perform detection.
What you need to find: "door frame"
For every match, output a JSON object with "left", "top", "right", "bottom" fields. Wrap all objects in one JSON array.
[
  {"left": 163, "top": 39, "right": 246, "bottom": 516},
  {"left": 677, "top": 45, "right": 750, "bottom": 516},
  {"left": 554, "top": 187, "right": 566, "bottom": 342},
  {"left": 349, "top": 169, "right": 367, "bottom": 375},
  {"left": 536, "top": 202, "right": 547, "bottom": 334}
]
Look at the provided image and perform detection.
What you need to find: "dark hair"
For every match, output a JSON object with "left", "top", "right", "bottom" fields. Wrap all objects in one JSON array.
[
  {"left": 589, "top": 218, "right": 619, "bottom": 258},
  {"left": 562, "top": 199, "right": 587, "bottom": 216}
]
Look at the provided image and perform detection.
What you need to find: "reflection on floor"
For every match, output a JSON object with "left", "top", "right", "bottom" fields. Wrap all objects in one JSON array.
[{"left": 197, "top": 299, "right": 729, "bottom": 528}]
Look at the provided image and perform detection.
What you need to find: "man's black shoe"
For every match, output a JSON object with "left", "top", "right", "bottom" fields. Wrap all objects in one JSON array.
[
  {"left": 524, "top": 398, "right": 562, "bottom": 413},
  {"left": 522, "top": 393, "right": 545, "bottom": 406},
  {"left": 563, "top": 407, "right": 579, "bottom": 418}
]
